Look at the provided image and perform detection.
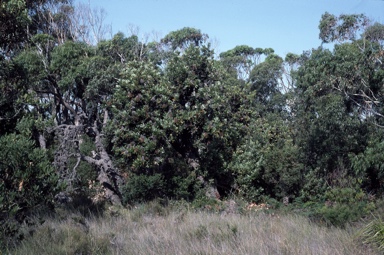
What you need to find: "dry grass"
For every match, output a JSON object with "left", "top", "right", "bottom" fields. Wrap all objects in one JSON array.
[{"left": 9, "top": 203, "right": 379, "bottom": 255}]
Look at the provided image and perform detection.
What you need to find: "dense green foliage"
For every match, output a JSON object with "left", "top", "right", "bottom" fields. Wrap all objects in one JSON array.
[
  {"left": 1, "top": 1, "right": 384, "bottom": 249},
  {"left": 110, "top": 45, "right": 254, "bottom": 202},
  {"left": 0, "top": 132, "right": 58, "bottom": 245}
]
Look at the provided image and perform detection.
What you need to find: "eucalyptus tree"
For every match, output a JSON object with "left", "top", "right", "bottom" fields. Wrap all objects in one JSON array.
[
  {"left": 224, "top": 51, "right": 302, "bottom": 202},
  {"left": 318, "top": 13, "right": 384, "bottom": 125},
  {"left": 291, "top": 15, "right": 384, "bottom": 199},
  {"left": 68, "top": 1, "right": 111, "bottom": 45},
  {"left": 219, "top": 45, "right": 268, "bottom": 80},
  {"left": 322, "top": 15, "right": 384, "bottom": 193},
  {"left": 293, "top": 47, "right": 368, "bottom": 196},
  {"left": 282, "top": 52, "right": 301, "bottom": 94},
  {"left": 319, "top": 12, "right": 369, "bottom": 44},
  {"left": 161, "top": 27, "right": 208, "bottom": 51},
  {"left": 250, "top": 53, "right": 285, "bottom": 113},
  {"left": 0, "top": 0, "right": 74, "bottom": 53}
]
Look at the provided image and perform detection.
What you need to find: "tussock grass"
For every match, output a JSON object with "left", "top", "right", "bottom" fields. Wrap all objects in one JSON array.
[
  {"left": 358, "top": 216, "right": 384, "bottom": 253},
  {"left": 9, "top": 204, "right": 378, "bottom": 255}
]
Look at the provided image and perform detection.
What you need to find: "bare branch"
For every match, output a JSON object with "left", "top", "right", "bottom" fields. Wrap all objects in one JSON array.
[{"left": 69, "top": 1, "right": 112, "bottom": 45}]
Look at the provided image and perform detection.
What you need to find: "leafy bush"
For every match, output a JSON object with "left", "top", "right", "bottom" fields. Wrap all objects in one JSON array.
[
  {"left": 351, "top": 136, "right": 384, "bottom": 194},
  {"left": 298, "top": 168, "right": 328, "bottom": 202},
  {"left": 110, "top": 46, "right": 254, "bottom": 203},
  {"left": 122, "top": 173, "right": 166, "bottom": 204},
  {"left": 229, "top": 118, "right": 303, "bottom": 202},
  {"left": 0, "top": 133, "right": 59, "bottom": 247},
  {"left": 309, "top": 187, "right": 375, "bottom": 227},
  {"left": 317, "top": 202, "right": 371, "bottom": 227},
  {"left": 121, "top": 168, "right": 199, "bottom": 204}
]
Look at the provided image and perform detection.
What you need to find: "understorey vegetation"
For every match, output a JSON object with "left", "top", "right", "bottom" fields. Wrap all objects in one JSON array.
[{"left": 1, "top": 1, "right": 384, "bottom": 253}]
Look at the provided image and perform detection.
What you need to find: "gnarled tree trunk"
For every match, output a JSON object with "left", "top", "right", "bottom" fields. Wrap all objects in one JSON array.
[
  {"left": 82, "top": 121, "right": 123, "bottom": 205},
  {"left": 51, "top": 119, "right": 123, "bottom": 206}
]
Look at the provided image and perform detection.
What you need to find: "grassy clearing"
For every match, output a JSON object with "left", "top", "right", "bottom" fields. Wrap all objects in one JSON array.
[{"left": 7, "top": 202, "right": 379, "bottom": 255}]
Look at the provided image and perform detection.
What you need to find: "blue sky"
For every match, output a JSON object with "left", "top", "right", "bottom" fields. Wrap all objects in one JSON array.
[{"left": 79, "top": 0, "right": 384, "bottom": 57}]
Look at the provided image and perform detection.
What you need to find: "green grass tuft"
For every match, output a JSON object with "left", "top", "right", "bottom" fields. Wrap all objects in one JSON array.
[{"left": 358, "top": 216, "right": 384, "bottom": 253}]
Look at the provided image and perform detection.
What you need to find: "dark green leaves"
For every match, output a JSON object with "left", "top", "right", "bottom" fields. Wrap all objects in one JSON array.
[
  {"left": 110, "top": 42, "right": 255, "bottom": 200},
  {"left": 0, "top": 133, "right": 59, "bottom": 243},
  {"left": 161, "top": 27, "right": 208, "bottom": 50},
  {"left": 220, "top": 45, "right": 271, "bottom": 80}
]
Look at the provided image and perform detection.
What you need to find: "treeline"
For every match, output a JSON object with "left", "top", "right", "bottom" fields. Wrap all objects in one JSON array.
[{"left": 1, "top": 0, "right": 384, "bottom": 245}]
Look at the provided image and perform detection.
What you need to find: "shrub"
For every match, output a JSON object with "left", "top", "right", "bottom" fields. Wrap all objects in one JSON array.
[
  {"left": 122, "top": 173, "right": 165, "bottom": 204},
  {"left": 309, "top": 187, "right": 375, "bottom": 227},
  {"left": 229, "top": 118, "right": 303, "bottom": 202},
  {"left": 0, "top": 133, "right": 59, "bottom": 248}
]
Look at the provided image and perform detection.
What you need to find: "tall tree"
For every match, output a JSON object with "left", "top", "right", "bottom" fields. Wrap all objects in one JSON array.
[
  {"left": 9, "top": 33, "right": 145, "bottom": 205},
  {"left": 292, "top": 45, "right": 372, "bottom": 200},
  {"left": 319, "top": 12, "right": 369, "bottom": 44},
  {"left": 68, "top": 1, "right": 111, "bottom": 45},
  {"left": 109, "top": 32, "right": 254, "bottom": 202},
  {"left": 161, "top": 27, "right": 208, "bottom": 51},
  {"left": 220, "top": 46, "right": 268, "bottom": 80},
  {"left": 0, "top": 0, "right": 73, "bottom": 53},
  {"left": 318, "top": 14, "right": 384, "bottom": 125},
  {"left": 317, "top": 15, "right": 384, "bottom": 194},
  {"left": 250, "top": 53, "right": 285, "bottom": 113}
]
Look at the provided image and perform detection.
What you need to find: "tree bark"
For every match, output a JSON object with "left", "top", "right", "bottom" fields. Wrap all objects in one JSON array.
[
  {"left": 82, "top": 155, "right": 122, "bottom": 205},
  {"left": 38, "top": 133, "right": 46, "bottom": 150},
  {"left": 82, "top": 121, "right": 123, "bottom": 206}
]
